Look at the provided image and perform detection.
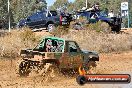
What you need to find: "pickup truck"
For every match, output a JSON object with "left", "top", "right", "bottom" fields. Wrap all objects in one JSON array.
[
  {"left": 74, "top": 10, "right": 122, "bottom": 33},
  {"left": 17, "top": 10, "right": 73, "bottom": 32},
  {"left": 19, "top": 37, "right": 99, "bottom": 78}
]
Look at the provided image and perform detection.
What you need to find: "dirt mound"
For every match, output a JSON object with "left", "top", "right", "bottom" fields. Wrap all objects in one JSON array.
[{"left": 0, "top": 51, "right": 132, "bottom": 88}]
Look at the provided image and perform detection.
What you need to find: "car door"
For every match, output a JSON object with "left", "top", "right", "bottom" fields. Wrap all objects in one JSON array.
[
  {"left": 67, "top": 41, "right": 82, "bottom": 68},
  {"left": 35, "top": 12, "right": 45, "bottom": 27},
  {"left": 41, "top": 12, "right": 47, "bottom": 26},
  {"left": 46, "top": 11, "right": 52, "bottom": 21},
  {"left": 50, "top": 11, "right": 60, "bottom": 22},
  {"left": 26, "top": 13, "right": 39, "bottom": 27}
]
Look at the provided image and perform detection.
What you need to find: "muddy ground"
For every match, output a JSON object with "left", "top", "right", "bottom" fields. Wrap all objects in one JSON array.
[{"left": 0, "top": 51, "right": 132, "bottom": 88}]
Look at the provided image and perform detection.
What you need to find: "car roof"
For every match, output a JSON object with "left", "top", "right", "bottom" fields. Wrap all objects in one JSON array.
[
  {"left": 42, "top": 36, "right": 76, "bottom": 43},
  {"left": 43, "top": 36, "right": 65, "bottom": 41}
]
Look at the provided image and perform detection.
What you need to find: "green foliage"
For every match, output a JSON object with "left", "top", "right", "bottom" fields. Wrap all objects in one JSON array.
[
  {"left": 51, "top": 0, "right": 132, "bottom": 15},
  {"left": 0, "top": 0, "right": 132, "bottom": 28},
  {"left": 86, "top": 21, "right": 111, "bottom": 33},
  {"left": 0, "top": 0, "right": 8, "bottom": 20},
  {"left": 11, "top": 0, "right": 47, "bottom": 23},
  {"left": 72, "top": 0, "right": 86, "bottom": 11},
  {"left": 52, "top": 0, "right": 69, "bottom": 9},
  {"left": 0, "top": 0, "right": 12, "bottom": 29},
  {"left": 0, "top": 0, "right": 47, "bottom": 27}
]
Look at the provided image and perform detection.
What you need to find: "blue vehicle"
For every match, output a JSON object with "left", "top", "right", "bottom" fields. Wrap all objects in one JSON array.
[
  {"left": 17, "top": 10, "right": 73, "bottom": 32},
  {"left": 75, "top": 10, "right": 122, "bottom": 33}
]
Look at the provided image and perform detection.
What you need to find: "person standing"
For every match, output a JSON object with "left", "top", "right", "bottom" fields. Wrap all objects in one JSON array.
[
  {"left": 86, "top": 2, "right": 100, "bottom": 12},
  {"left": 108, "top": 10, "right": 114, "bottom": 17},
  {"left": 86, "top": 2, "right": 100, "bottom": 18}
]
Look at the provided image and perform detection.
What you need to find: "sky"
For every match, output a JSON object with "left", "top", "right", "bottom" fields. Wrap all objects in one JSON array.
[{"left": 46, "top": 0, "right": 75, "bottom": 6}]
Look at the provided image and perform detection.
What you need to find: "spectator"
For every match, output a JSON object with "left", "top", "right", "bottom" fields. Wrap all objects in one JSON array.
[
  {"left": 108, "top": 10, "right": 114, "bottom": 17},
  {"left": 86, "top": 2, "right": 100, "bottom": 12},
  {"left": 86, "top": 2, "right": 100, "bottom": 18}
]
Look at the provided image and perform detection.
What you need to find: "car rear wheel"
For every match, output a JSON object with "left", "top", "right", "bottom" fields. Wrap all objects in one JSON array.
[{"left": 111, "top": 25, "right": 121, "bottom": 33}]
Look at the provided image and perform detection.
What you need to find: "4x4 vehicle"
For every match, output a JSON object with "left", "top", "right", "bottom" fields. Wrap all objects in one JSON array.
[
  {"left": 75, "top": 10, "right": 122, "bottom": 33},
  {"left": 19, "top": 37, "right": 99, "bottom": 78},
  {"left": 18, "top": 10, "right": 73, "bottom": 32}
]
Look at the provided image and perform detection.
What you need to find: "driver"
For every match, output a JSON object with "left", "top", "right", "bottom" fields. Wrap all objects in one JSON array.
[{"left": 45, "top": 39, "right": 52, "bottom": 52}]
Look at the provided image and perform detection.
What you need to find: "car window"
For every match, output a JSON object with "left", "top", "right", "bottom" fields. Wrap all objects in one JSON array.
[
  {"left": 33, "top": 39, "right": 45, "bottom": 51},
  {"left": 68, "top": 42, "right": 78, "bottom": 52},
  {"left": 43, "top": 12, "right": 46, "bottom": 17},
  {"left": 50, "top": 11, "right": 57, "bottom": 16},
  {"left": 37, "top": 12, "right": 46, "bottom": 20},
  {"left": 46, "top": 11, "right": 52, "bottom": 17},
  {"left": 29, "top": 14, "right": 39, "bottom": 21},
  {"left": 48, "top": 12, "right": 52, "bottom": 17}
]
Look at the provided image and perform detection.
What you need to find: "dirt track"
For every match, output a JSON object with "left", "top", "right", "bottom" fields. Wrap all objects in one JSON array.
[{"left": 0, "top": 51, "right": 132, "bottom": 88}]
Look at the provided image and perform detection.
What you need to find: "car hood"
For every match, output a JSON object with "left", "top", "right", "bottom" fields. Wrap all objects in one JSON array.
[{"left": 81, "top": 49, "right": 98, "bottom": 55}]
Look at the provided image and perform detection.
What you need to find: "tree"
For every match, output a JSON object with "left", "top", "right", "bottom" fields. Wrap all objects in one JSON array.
[
  {"left": 10, "top": 0, "right": 47, "bottom": 23},
  {"left": 0, "top": 0, "right": 8, "bottom": 20},
  {"left": 73, "top": 0, "right": 87, "bottom": 10},
  {"left": 52, "top": 0, "right": 69, "bottom": 9},
  {"left": 0, "top": 0, "right": 10, "bottom": 28},
  {"left": 0, "top": 0, "right": 47, "bottom": 28}
]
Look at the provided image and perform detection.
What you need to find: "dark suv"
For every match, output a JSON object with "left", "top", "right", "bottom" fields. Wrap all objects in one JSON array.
[{"left": 18, "top": 10, "right": 72, "bottom": 32}]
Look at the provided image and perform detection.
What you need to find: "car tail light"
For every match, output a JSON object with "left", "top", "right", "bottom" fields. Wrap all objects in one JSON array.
[{"left": 60, "top": 15, "right": 62, "bottom": 25}]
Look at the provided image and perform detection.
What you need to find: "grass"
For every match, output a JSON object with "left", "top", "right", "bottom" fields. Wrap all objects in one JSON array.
[
  {"left": 62, "top": 29, "right": 132, "bottom": 53},
  {"left": 0, "top": 28, "right": 40, "bottom": 58}
]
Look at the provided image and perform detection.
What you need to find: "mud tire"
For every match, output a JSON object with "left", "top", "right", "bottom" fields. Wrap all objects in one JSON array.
[{"left": 19, "top": 61, "right": 31, "bottom": 77}]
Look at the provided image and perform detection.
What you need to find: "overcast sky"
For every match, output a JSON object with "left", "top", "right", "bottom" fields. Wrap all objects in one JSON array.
[{"left": 46, "top": 0, "right": 75, "bottom": 6}]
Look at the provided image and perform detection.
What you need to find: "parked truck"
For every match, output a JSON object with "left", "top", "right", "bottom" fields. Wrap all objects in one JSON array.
[
  {"left": 17, "top": 10, "right": 73, "bottom": 32},
  {"left": 74, "top": 10, "right": 122, "bottom": 33},
  {"left": 19, "top": 37, "right": 99, "bottom": 79}
]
